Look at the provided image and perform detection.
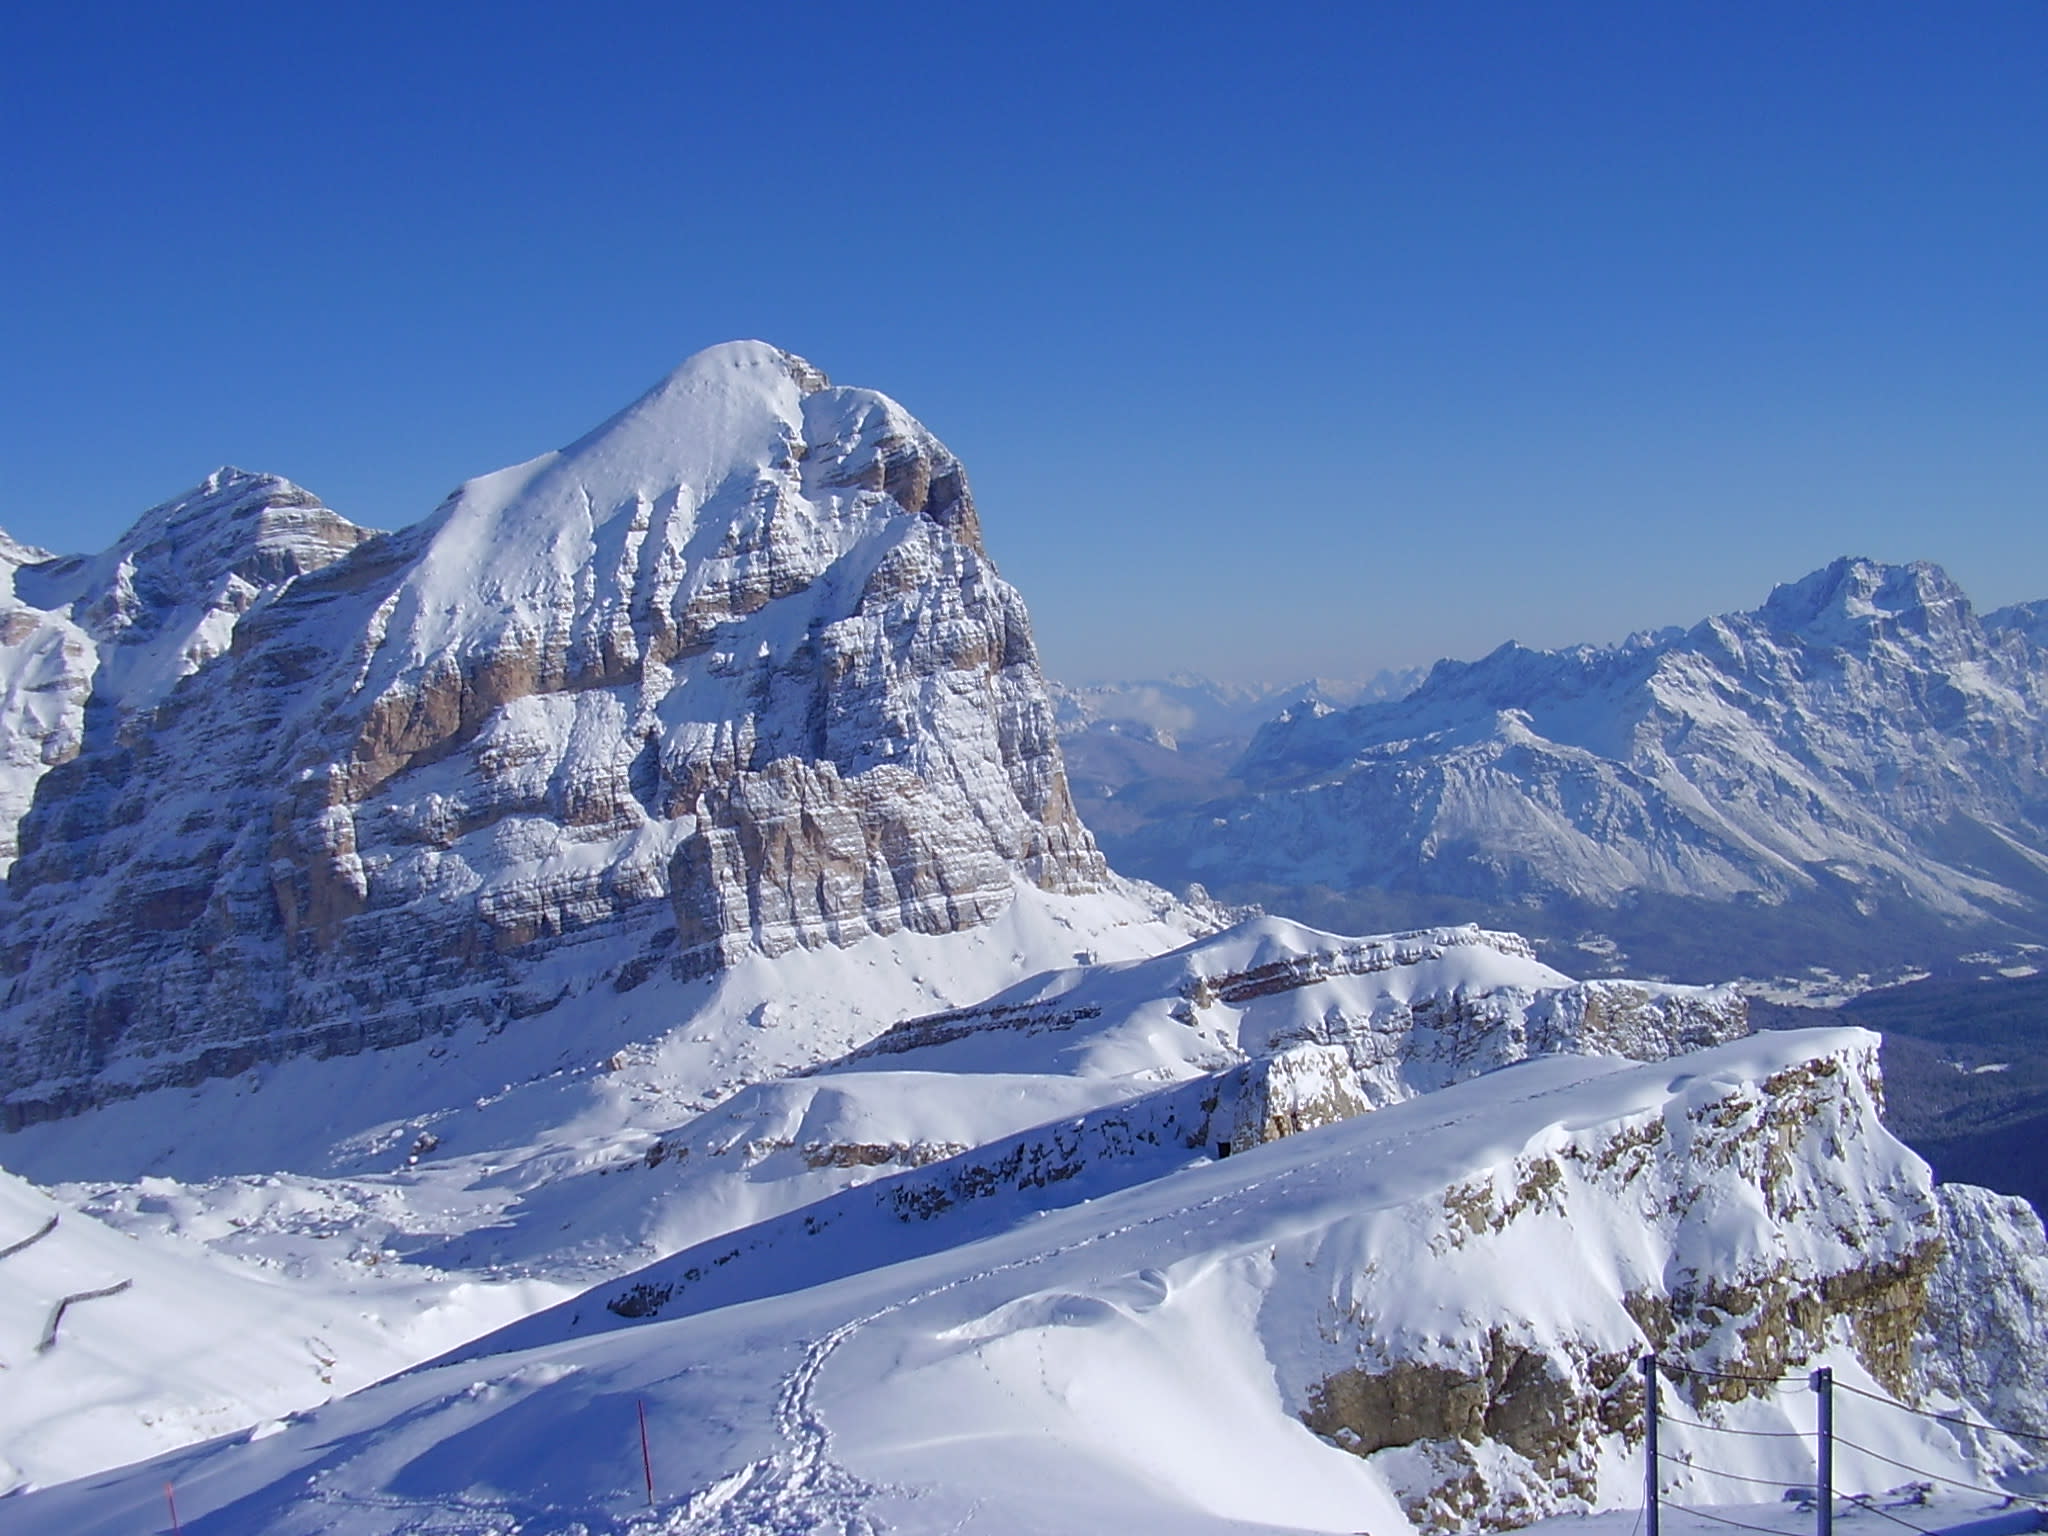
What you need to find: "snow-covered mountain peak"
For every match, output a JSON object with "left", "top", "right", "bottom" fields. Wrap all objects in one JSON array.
[
  {"left": 0, "top": 347, "right": 1117, "bottom": 1125},
  {"left": 379, "top": 339, "right": 979, "bottom": 677},
  {"left": 0, "top": 471, "right": 375, "bottom": 874},
  {"left": 1127, "top": 556, "right": 2048, "bottom": 963},
  {"left": 1755, "top": 556, "right": 1970, "bottom": 652},
  {"left": 13, "top": 466, "right": 377, "bottom": 699},
  {"left": 0, "top": 532, "right": 56, "bottom": 580},
  {"left": 22, "top": 467, "right": 374, "bottom": 612},
  {"left": 1987, "top": 597, "right": 2048, "bottom": 648}
]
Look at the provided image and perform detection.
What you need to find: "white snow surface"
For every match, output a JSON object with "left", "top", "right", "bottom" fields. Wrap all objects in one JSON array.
[
  {"left": 0, "top": 906, "right": 1743, "bottom": 1499},
  {"left": 0, "top": 1166, "right": 560, "bottom": 1497},
  {"left": 2, "top": 1028, "right": 2024, "bottom": 1536}
]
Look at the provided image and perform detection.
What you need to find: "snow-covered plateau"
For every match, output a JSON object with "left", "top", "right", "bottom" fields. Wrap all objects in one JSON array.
[{"left": 0, "top": 344, "right": 2042, "bottom": 1534}]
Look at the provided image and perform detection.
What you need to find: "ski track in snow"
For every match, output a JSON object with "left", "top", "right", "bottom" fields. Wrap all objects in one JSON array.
[{"left": 648, "top": 1174, "right": 1273, "bottom": 1536}]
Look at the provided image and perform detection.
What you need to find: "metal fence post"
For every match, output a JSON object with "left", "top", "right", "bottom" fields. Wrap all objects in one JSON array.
[
  {"left": 1813, "top": 1367, "right": 1834, "bottom": 1536},
  {"left": 1644, "top": 1355, "right": 1661, "bottom": 1536}
]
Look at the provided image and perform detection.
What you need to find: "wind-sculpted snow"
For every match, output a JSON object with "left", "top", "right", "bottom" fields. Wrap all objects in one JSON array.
[
  {"left": 0, "top": 1165, "right": 562, "bottom": 1496},
  {"left": 10, "top": 1029, "right": 2038, "bottom": 1536},
  {"left": 429, "top": 916, "right": 1742, "bottom": 1343},
  {"left": 0, "top": 344, "right": 1111, "bottom": 1125},
  {"left": 0, "top": 908, "right": 1730, "bottom": 1495},
  {"left": 21, "top": 914, "right": 1720, "bottom": 1307},
  {"left": 1120, "top": 558, "right": 2048, "bottom": 973}
]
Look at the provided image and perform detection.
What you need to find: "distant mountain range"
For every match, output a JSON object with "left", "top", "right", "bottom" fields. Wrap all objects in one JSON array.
[
  {"left": 1091, "top": 559, "right": 2048, "bottom": 983},
  {"left": 1051, "top": 670, "right": 1423, "bottom": 845}
]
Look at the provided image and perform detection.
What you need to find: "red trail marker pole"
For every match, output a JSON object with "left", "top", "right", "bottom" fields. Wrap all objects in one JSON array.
[
  {"left": 165, "top": 1481, "right": 182, "bottom": 1534},
  {"left": 638, "top": 1398, "right": 655, "bottom": 1507}
]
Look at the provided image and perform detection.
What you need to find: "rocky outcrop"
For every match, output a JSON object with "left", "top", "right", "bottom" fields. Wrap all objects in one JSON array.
[
  {"left": 1919, "top": 1182, "right": 2048, "bottom": 1443},
  {"left": 0, "top": 344, "right": 1108, "bottom": 1125},
  {"left": 1195, "top": 927, "right": 1750, "bottom": 1118},
  {"left": 1223, "top": 1043, "right": 1374, "bottom": 1149},
  {"left": 1285, "top": 1036, "right": 1953, "bottom": 1529},
  {"left": 432, "top": 1027, "right": 2036, "bottom": 1536},
  {"left": 0, "top": 472, "right": 373, "bottom": 876}
]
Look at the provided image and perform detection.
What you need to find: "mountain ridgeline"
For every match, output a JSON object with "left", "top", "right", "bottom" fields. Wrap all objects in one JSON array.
[
  {"left": 1107, "top": 559, "right": 2048, "bottom": 980},
  {"left": 0, "top": 343, "right": 1108, "bottom": 1127}
]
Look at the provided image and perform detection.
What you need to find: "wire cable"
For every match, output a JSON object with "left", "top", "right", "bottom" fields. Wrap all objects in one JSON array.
[
  {"left": 1663, "top": 1364, "right": 1809, "bottom": 1388},
  {"left": 1662, "top": 1499, "right": 1798, "bottom": 1536},
  {"left": 1656, "top": 1452, "right": 1813, "bottom": 1493},
  {"left": 1832, "top": 1382, "right": 2048, "bottom": 1448},
  {"left": 1660, "top": 1412, "right": 1813, "bottom": 1441},
  {"left": 1829, "top": 1433, "right": 2040, "bottom": 1505}
]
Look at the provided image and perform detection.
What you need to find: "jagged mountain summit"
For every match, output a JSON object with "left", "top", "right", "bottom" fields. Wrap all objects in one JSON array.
[
  {"left": 1112, "top": 558, "right": 2048, "bottom": 979},
  {"left": 0, "top": 342, "right": 1125, "bottom": 1128},
  {"left": 0, "top": 470, "right": 376, "bottom": 871}
]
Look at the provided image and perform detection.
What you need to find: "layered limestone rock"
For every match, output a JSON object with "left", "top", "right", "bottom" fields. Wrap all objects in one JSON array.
[
  {"left": 0, "top": 471, "right": 372, "bottom": 875},
  {"left": 557, "top": 922, "right": 1754, "bottom": 1281},
  {"left": 1281, "top": 1037, "right": 1956, "bottom": 1529},
  {"left": 0, "top": 344, "right": 1107, "bottom": 1124},
  {"left": 1185, "top": 925, "right": 1750, "bottom": 1128}
]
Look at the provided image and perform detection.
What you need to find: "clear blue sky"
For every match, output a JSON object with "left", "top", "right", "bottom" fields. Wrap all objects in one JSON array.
[{"left": 2, "top": 2, "right": 2042, "bottom": 683}]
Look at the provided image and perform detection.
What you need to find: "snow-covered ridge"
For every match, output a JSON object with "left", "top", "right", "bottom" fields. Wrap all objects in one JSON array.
[
  {"left": 455, "top": 916, "right": 1745, "bottom": 1352},
  {"left": 13, "top": 1028, "right": 2039, "bottom": 1535},
  {"left": 1116, "top": 556, "right": 2048, "bottom": 972},
  {"left": 0, "top": 469, "right": 373, "bottom": 873},
  {"left": 0, "top": 907, "right": 1738, "bottom": 1499},
  {"left": 832, "top": 916, "right": 1741, "bottom": 1088},
  {"left": 397, "top": 914, "right": 1741, "bottom": 1294}
]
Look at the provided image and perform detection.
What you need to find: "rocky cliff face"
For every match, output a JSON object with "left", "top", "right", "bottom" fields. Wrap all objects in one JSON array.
[
  {"left": 0, "top": 471, "right": 373, "bottom": 874},
  {"left": 1918, "top": 1181, "right": 2048, "bottom": 1441},
  {"left": 1289, "top": 1045, "right": 1949, "bottom": 1527},
  {"left": 0, "top": 343, "right": 1108, "bottom": 1126}
]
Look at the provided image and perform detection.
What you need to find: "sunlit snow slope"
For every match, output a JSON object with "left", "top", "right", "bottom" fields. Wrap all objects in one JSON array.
[{"left": 8, "top": 1029, "right": 2038, "bottom": 1536}]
